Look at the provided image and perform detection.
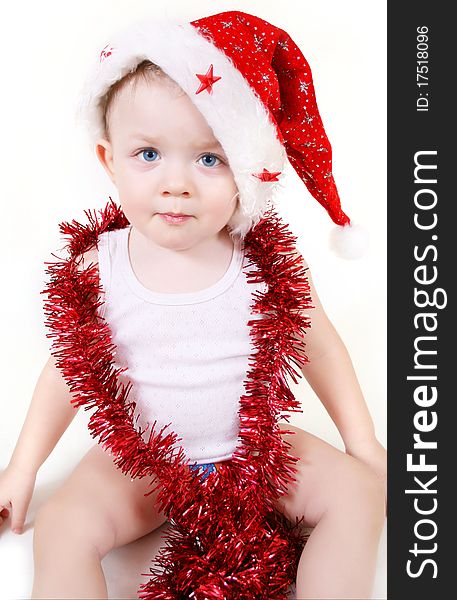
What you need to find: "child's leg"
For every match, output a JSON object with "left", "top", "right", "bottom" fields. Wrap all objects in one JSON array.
[
  {"left": 31, "top": 443, "right": 166, "bottom": 599},
  {"left": 275, "top": 424, "right": 385, "bottom": 599}
]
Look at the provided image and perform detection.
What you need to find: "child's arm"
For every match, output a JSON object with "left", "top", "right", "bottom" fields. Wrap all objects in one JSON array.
[
  {"left": 8, "top": 247, "right": 99, "bottom": 474},
  {"left": 0, "top": 355, "right": 80, "bottom": 533},
  {"left": 294, "top": 253, "right": 386, "bottom": 485},
  {"left": 8, "top": 354, "right": 80, "bottom": 475},
  {"left": 0, "top": 249, "right": 97, "bottom": 534}
]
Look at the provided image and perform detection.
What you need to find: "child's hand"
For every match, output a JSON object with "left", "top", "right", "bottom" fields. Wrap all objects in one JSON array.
[
  {"left": 0, "top": 463, "right": 36, "bottom": 534},
  {"left": 345, "top": 437, "right": 387, "bottom": 513}
]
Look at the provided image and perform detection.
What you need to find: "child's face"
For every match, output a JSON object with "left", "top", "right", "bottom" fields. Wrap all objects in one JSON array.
[{"left": 96, "top": 77, "right": 239, "bottom": 250}]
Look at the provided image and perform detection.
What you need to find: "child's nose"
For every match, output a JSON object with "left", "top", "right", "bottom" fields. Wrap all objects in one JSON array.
[
  {"left": 160, "top": 161, "right": 194, "bottom": 198},
  {"left": 161, "top": 188, "right": 191, "bottom": 198}
]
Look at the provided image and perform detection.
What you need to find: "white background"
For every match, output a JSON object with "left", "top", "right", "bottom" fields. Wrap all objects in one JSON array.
[{"left": 0, "top": 1, "right": 386, "bottom": 598}]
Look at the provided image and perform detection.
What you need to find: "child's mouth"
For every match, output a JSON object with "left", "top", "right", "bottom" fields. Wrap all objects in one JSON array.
[{"left": 159, "top": 213, "right": 192, "bottom": 225}]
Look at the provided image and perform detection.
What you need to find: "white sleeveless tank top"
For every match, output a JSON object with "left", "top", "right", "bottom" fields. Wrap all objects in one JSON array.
[{"left": 97, "top": 226, "right": 267, "bottom": 465}]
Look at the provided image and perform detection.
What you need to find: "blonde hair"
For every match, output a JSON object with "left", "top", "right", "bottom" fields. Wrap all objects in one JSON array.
[{"left": 99, "top": 60, "right": 245, "bottom": 240}]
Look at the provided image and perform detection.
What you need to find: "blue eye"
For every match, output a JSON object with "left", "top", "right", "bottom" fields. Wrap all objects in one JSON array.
[
  {"left": 141, "top": 149, "right": 159, "bottom": 162},
  {"left": 199, "top": 154, "right": 221, "bottom": 168}
]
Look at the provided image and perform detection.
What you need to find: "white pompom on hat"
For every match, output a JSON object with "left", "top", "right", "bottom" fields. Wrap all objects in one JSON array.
[
  {"left": 329, "top": 224, "right": 369, "bottom": 260},
  {"left": 77, "top": 10, "right": 366, "bottom": 256}
]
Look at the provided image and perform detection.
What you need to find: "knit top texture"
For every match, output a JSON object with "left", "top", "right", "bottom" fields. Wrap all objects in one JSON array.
[{"left": 97, "top": 226, "right": 267, "bottom": 465}]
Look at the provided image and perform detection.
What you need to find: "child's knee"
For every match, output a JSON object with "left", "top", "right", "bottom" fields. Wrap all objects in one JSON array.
[
  {"left": 33, "top": 495, "right": 115, "bottom": 559},
  {"left": 335, "top": 462, "right": 385, "bottom": 525}
]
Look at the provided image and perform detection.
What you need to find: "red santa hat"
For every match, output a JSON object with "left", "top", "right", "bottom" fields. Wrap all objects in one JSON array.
[{"left": 78, "top": 10, "right": 368, "bottom": 258}]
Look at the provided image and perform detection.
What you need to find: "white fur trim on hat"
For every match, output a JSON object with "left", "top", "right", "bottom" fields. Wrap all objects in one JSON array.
[{"left": 76, "top": 17, "right": 286, "bottom": 238}]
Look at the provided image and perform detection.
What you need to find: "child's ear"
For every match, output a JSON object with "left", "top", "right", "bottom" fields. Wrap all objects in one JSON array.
[{"left": 95, "top": 139, "right": 116, "bottom": 185}]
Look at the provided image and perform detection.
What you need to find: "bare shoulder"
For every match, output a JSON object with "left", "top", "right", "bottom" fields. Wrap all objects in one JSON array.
[
  {"left": 286, "top": 247, "right": 340, "bottom": 362},
  {"left": 43, "top": 247, "right": 101, "bottom": 380},
  {"left": 290, "top": 246, "right": 309, "bottom": 270},
  {"left": 287, "top": 247, "right": 320, "bottom": 307}
]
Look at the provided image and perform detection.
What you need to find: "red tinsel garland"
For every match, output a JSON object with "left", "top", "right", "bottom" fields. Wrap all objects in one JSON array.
[{"left": 41, "top": 198, "right": 313, "bottom": 599}]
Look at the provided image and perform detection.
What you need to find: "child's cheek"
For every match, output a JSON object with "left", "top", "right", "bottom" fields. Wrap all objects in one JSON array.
[
  {"left": 198, "top": 166, "right": 237, "bottom": 190},
  {"left": 207, "top": 179, "right": 237, "bottom": 202},
  {"left": 118, "top": 177, "right": 150, "bottom": 208}
]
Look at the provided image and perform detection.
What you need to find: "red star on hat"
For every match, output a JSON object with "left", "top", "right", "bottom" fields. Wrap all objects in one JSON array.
[
  {"left": 99, "top": 44, "right": 114, "bottom": 63},
  {"left": 252, "top": 168, "right": 281, "bottom": 182},
  {"left": 195, "top": 64, "right": 221, "bottom": 94}
]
